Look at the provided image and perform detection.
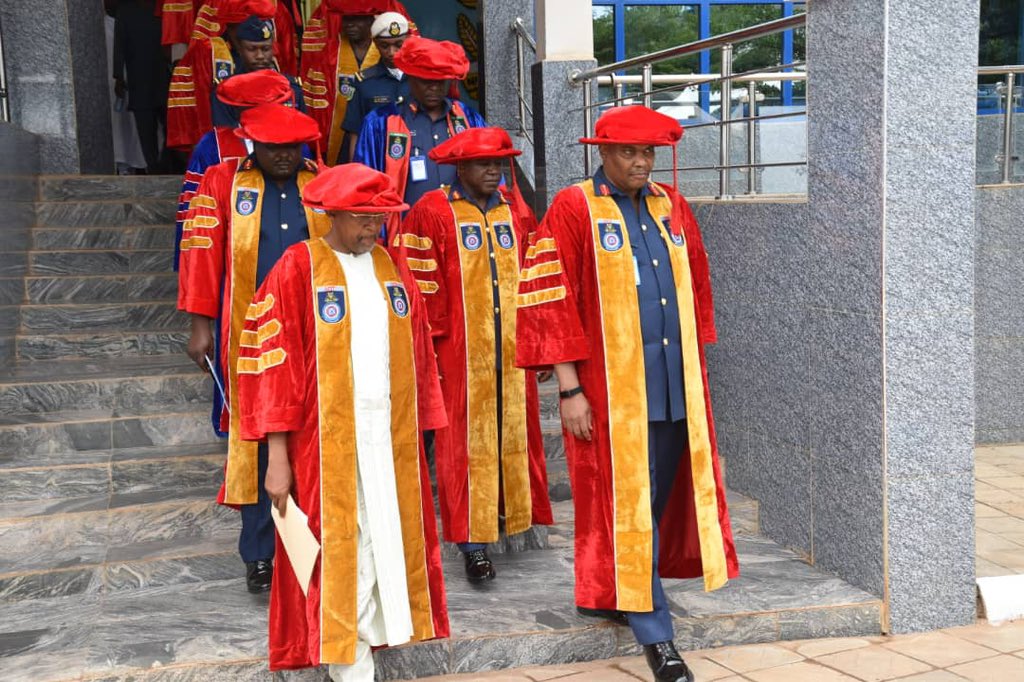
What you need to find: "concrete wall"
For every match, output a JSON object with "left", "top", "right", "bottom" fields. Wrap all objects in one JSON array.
[
  {"left": 976, "top": 185, "right": 1024, "bottom": 444},
  {"left": 0, "top": 0, "right": 113, "bottom": 173},
  {"left": 690, "top": 0, "right": 979, "bottom": 634}
]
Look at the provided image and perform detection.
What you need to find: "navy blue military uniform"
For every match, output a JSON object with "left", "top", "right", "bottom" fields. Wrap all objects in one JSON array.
[
  {"left": 239, "top": 167, "right": 311, "bottom": 564},
  {"left": 594, "top": 166, "right": 686, "bottom": 645},
  {"left": 210, "top": 67, "right": 306, "bottom": 128},
  {"left": 341, "top": 64, "right": 411, "bottom": 136}
]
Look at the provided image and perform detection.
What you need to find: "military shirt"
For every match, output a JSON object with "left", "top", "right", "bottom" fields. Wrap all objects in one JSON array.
[
  {"left": 341, "top": 64, "right": 411, "bottom": 135},
  {"left": 593, "top": 167, "right": 686, "bottom": 423}
]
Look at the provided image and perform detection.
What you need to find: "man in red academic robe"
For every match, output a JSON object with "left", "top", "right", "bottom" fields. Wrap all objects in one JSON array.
[
  {"left": 300, "top": 0, "right": 413, "bottom": 166},
  {"left": 239, "top": 164, "right": 449, "bottom": 679},
  {"left": 397, "top": 127, "right": 553, "bottom": 583},
  {"left": 176, "top": 69, "right": 299, "bottom": 272},
  {"left": 158, "top": 0, "right": 300, "bottom": 74},
  {"left": 167, "top": 0, "right": 288, "bottom": 151},
  {"left": 178, "top": 104, "right": 330, "bottom": 593},
  {"left": 516, "top": 106, "right": 739, "bottom": 682}
]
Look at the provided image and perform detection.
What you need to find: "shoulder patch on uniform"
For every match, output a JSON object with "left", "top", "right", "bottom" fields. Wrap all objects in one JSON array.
[{"left": 387, "top": 132, "right": 409, "bottom": 160}]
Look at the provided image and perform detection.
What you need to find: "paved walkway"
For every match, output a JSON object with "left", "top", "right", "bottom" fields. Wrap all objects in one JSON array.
[
  {"left": 407, "top": 619, "right": 1024, "bottom": 681},
  {"left": 976, "top": 445, "right": 1024, "bottom": 576}
]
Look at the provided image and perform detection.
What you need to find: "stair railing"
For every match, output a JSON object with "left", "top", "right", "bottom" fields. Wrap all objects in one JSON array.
[
  {"left": 979, "top": 65, "right": 1024, "bottom": 184},
  {"left": 511, "top": 16, "right": 536, "bottom": 146},
  {"left": 570, "top": 13, "right": 807, "bottom": 199},
  {"left": 0, "top": 16, "right": 10, "bottom": 123}
]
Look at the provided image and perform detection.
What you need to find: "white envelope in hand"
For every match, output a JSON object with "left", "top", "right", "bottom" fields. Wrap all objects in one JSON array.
[{"left": 270, "top": 497, "right": 321, "bottom": 597}]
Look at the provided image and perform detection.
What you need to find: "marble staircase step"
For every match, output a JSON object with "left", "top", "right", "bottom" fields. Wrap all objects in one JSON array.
[
  {"left": 0, "top": 450, "right": 225, "bottom": 519},
  {"left": 23, "top": 273, "right": 178, "bottom": 305},
  {"left": 16, "top": 330, "right": 187, "bottom": 361},
  {"left": 0, "top": 355, "right": 209, "bottom": 416},
  {"left": 18, "top": 301, "right": 184, "bottom": 333},
  {"left": 28, "top": 249, "right": 174, "bottom": 276},
  {"left": 37, "top": 175, "right": 182, "bottom": 202},
  {"left": 0, "top": 498, "right": 877, "bottom": 682},
  {"left": 0, "top": 410, "right": 222, "bottom": 470},
  {"left": 31, "top": 226, "right": 174, "bottom": 252},
  {"left": 34, "top": 200, "right": 177, "bottom": 229}
]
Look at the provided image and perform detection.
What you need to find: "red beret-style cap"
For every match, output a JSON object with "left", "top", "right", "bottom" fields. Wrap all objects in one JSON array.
[
  {"left": 393, "top": 36, "right": 470, "bottom": 81},
  {"left": 302, "top": 163, "right": 409, "bottom": 213},
  {"left": 235, "top": 103, "right": 321, "bottom": 144},
  {"left": 579, "top": 105, "right": 684, "bottom": 146},
  {"left": 216, "top": 70, "right": 295, "bottom": 107},
  {"left": 428, "top": 127, "right": 522, "bottom": 165},
  {"left": 323, "top": 0, "right": 391, "bottom": 15},
  {"left": 217, "top": 0, "right": 276, "bottom": 24}
]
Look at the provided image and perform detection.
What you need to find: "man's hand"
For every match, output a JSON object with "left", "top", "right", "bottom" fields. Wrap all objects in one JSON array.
[
  {"left": 537, "top": 370, "right": 553, "bottom": 383},
  {"left": 187, "top": 315, "right": 214, "bottom": 371},
  {"left": 265, "top": 433, "right": 292, "bottom": 516},
  {"left": 560, "top": 393, "right": 593, "bottom": 441}
]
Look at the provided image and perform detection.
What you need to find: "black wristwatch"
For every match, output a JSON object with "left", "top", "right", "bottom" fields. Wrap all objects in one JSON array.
[{"left": 559, "top": 386, "right": 584, "bottom": 400}]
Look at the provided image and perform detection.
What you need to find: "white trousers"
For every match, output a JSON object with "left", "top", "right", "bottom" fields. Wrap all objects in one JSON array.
[{"left": 328, "top": 478, "right": 387, "bottom": 682}]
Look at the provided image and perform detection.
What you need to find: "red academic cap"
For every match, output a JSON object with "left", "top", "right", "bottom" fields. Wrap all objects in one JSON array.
[
  {"left": 323, "top": 0, "right": 391, "bottom": 15},
  {"left": 216, "top": 70, "right": 295, "bottom": 107},
  {"left": 302, "top": 163, "right": 409, "bottom": 213},
  {"left": 579, "top": 105, "right": 684, "bottom": 146},
  {"left": 394, "top": 36, "right": 470, "bottom": 81},
  {"left": 429, "top": 127, "right": 521, "bottom": 164},
  {"left": 217, "top": 0, "right": 277, "bottom": 24},
  {"left": 235, "top": 103, "right": 321, "bottom": 145}
]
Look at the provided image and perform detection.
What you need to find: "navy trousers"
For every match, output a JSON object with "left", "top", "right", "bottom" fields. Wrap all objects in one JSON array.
[
  {"left": 238, "top": 442, "right": 276, "bottom": 563},
  {"left": 626, "top": 419, "right": 686, "bottom": 646}
]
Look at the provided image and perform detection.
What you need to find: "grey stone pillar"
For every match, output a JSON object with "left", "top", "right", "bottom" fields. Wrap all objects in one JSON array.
[
  {"left": 0, "top": 123, "right": 39, "bottom": 368},
  {"left": 530, "top": 61, "right": 595, "bottom": 211},
  {"left": 807, "top": 1, "right": 978, "bottom": 632},
  {"left": 0, "top": 1, "right": 113, "bottom": 173},
  {"left": 479, "top": 0, "right": 533, "bottom": 132}
]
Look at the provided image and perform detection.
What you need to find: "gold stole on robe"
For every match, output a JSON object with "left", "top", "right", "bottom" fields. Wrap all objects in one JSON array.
[
  {"left": 307, "top": 239, "right": 436, "bottom": 663},
  {"left": 223, "top": 167, "right": 331, "bottom": 505},
  {"left": 449, "top": 198, "right": 531, "bottom": 541},
  {"left": 327, "top": 39, "right": 380, "bottom": 164},
  {"left": 580, "top": 180, "right": 728, "bottom": 606}
]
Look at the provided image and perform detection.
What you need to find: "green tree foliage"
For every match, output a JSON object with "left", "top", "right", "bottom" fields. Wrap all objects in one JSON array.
[{"left": 980, "top": 0, "right": 1022, "bottom": 68}]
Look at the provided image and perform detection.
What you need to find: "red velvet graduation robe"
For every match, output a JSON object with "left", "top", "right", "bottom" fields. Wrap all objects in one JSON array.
[
  {"left": 397, "top": 186, "right": 553, "bottom": 544},
  {"left": 177, "top": 157, "right": 331, "bottom": 505},
  {"left": 237, "top": 238, "right": 449, "bottom": 669},
  {"left": 515, "top": 179, "right": 739, "bottom": 612},
  {"left": 300, "top": 1, "right": 412, "bottom": 165}
]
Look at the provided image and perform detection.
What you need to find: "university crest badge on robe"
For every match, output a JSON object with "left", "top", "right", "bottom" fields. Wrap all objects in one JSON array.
[
  {"left": 235, "top": 188, "right": 259, "bottom": 216},
  {"left": 338, "top": 75, "right": 356, "bottom": 101},
  {"left": 317, "top": 286, "right": 346, "bottom": 324},
  {"left": 385, "top": 282, "right": 410, "bottom": 318},
  {"left": 215, "top": 60, "right": 233, "bottom": 82},
  {"left": 387, "top": 133, "right": 409, "bottom": 160},
  {"left": 494, "top": 222, "right": 515, "bottom": 250},
  {"left": 460, "top": 223, "right": 483, "bottom": 251},
  {"left": 662, "top": 217, "right": 685, "bottom": 246},
  {"left": 598, "top": 220, "right": 624, "bottom": 252}
]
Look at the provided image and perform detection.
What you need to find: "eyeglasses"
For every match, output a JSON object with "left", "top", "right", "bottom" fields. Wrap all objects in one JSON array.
[{"left": 345, "top": 212, "right": 386, "bottom": 230}]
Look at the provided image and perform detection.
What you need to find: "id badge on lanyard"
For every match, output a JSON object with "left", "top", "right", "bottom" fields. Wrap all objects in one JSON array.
[{"left": 409, "top": 147, "right": 428, "bottom": 183}]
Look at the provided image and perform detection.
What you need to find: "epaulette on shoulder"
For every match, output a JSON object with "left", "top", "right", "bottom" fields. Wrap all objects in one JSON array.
[{"left": 648, "top": 182, "right": 665, "bottom": 197}]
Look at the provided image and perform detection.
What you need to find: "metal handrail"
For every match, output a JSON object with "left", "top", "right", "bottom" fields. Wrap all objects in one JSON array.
[
  {"left": 570, "top": 13, "right": 806, "bottom": 85},
  {"left": 0, "top": 16, "right": 10, "bottom": 123},
  {"left": 511, "top": 17, "right": 535, "bottom": 145},
  {"left": 577, "top": 12, "right": 807, "bottom": 198},
  {"left": 980, "top": 66, "right": 1022, "bottom": 184}
]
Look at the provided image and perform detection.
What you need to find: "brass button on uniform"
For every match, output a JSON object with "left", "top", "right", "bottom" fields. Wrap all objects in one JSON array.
[
  {"left": 662, "top": 338, "right": 669, "bottom": 346},
  {"left": 660, "top": 297, "right": 667, "bottom": 306},
  {"left": 492, "top": 279, "right": 499, "bottom": 286},
  {"left": 641, "top": 224, "right": 648, "bottom": 232},
  {"left": 494, "top": 306, "right": 500, "bottom": 314},
  {"left": 281, "top": 223, "right": 289, "bottom": 230},
  {"left": 652, "top": 258, "right": 659, "bottom": 267}
]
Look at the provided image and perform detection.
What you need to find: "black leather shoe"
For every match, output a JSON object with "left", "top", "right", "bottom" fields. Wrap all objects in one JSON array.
[
  {"left": 576, "top": 605, "right": 629, "bottom": 627},
  {"left": 246, "top": 560, "right": 273, "bottom": 593},
  {"left": 643, "top": 641, "right": 694, "bottom": 682},
  {"left": 464, "top": 549, "right": 496, "bottom": 583}
]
